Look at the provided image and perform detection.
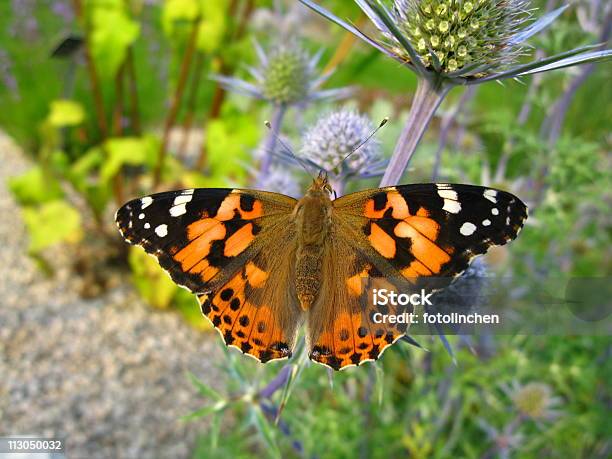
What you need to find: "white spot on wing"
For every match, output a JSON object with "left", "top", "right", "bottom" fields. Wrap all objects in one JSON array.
[
  {"left": 170, "top": 204, "right": 187, "bottom": 217},
  {"left": 442, "top": 200, "right": 461, "bottom": 214},
  {"left": 155, "top": 224, "right": 168, "bottom": 237},
  {"left": 482, "top": 219, "right": 491, "bottom": 226},
  {"left": 170, "top": 190, "right": 194, "bottom": 217},
  {"left": 437, "top": 186, "right": 461, "bottom": 214},
  {"left": 141, "top": 196, "right": 153, "bottom": 209},
  {"left": 144, "top": 223, "right": 151, "bottom": 229},
  {"left": 491, "top": 208, "right": 499, "bottom": 215},
  {"left": 484, "top": 189, "right": 497, "bottom": 203},
  {"left": 138, "top": 213, "right": 145, "bottom": 220},
  {"left": 437, "top": 188, "right": 458, "bottom": 200},
  {"left": 460, "top": 222, "right": 477, "bottom": 236}
]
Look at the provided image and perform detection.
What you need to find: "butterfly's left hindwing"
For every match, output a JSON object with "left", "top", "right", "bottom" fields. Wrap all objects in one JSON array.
[{"left": 115, "top": 188, "right": 297, "bottom": 293}]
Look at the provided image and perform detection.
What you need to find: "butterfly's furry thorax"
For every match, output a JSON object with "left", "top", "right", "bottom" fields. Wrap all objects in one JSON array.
[{"left": 293, "top": 175, "right": 333, "bottom": 311}]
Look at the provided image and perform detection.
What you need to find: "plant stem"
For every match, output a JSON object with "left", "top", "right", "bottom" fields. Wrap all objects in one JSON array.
[
  {"left": 153, "top": 17, "right": 200, "bottom": 187},
  {"left": 111, "top": 62, "right": 125, "bottom": 204},
  {"left": 72, "top": 0, "right": 108, "bottom": 139},
  {"left": 125, "top": 46, "right": 141, "bottom": 135},
  {"left": 178, "top": 51, "right": 206, "bottom": 161},
  {"left": 256, "top": 104, "right": 286, "bottom": 187},
  {"left": 380, "top": 78, "right": 449, "bottom": 187}
]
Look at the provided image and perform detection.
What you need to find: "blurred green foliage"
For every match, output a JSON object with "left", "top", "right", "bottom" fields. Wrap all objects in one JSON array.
[{"left": 0, "top": 0, "right": 610, "bottom": 458}]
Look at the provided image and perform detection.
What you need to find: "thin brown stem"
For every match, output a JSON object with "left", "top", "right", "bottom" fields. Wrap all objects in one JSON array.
[
  {"left": 125, "top": 46, "right": 141, "bottom": 135},
  {"left": 380, "top": 78, "right": 449, "bottom": 187},
  {"left": 72, "top": 0, "right": 107, "bottom": 139},
  {"left": 178, "top": 51, "right": 206, "bottom": 161},
  {"left": 111, "top": 63, "right": 126, "bottom": 204},
  {"left": 153, "top": 17, "right": 201, "bottom": 186}
]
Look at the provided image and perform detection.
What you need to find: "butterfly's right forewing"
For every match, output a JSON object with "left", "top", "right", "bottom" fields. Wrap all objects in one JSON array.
[{"left": 116, "top": 188, "right": 304, "bottom": 364}]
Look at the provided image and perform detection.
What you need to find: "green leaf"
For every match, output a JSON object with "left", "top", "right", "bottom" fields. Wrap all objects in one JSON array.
[
  {"left": 22, "top": 200, "right": 83, "bottom": 254},
  {"left": 47, "top": 99, "right": 86, "bottom": 127},
  {"left": 100, "top": 136, "right": 157, "bottom": 183},
  {"left": 8, "top": 166, "right": 64, "bottom": 206},
  {"left": 90, "top": 8, "right": 140, "bottom": 79},
  {"left": 162, "top": 0, "right": 200, "bottom": 37},
  {"left": 128, "top": 247, "right": 178, "bottom": 309},
  {"left": 67, "top": 146, "right": 112, "bottom": 215},
  {"left": 197, "top": 0, "right": 228, "bottom": 53},
  {"left": 175, "top": 288, "right": 212, "bottom": 330},
  {"left": 181, "top": 400, "right": 228, "bottom": 421},
  {"left": 252, "top": 406, "right": 281, "bottom": 459},
  {"left": 187, "top": 371, "right": 224, "bottom": 401},
  {"left": 205, "top": 116, "right": 258, "bottom": 182}
]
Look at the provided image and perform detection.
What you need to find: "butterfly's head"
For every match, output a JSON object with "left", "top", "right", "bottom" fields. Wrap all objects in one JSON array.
[{"left": 311, "top": 170, "right": 332, "bottom": 195}]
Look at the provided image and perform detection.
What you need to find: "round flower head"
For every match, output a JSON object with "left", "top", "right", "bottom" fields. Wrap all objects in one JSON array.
[
  {"left": 300, "top": 0, "right": 610, "bottom": 87},
  {"left": 300, "top": 110, "right": 382, "bottom": 179},
  {"left": 511, "top": 382, "right": 561, "bottom": 420},
  {"left": 392, "top": 0, "right": 529, "bottom": 75},
  {"left": 211, "top": 40, "right": 351, "bottom": 107},
  {"left": 262, "top": 43, "right": 312, "bottom": 105}
]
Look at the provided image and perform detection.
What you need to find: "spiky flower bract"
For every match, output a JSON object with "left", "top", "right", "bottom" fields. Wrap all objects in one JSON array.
[
  {"left": 300, "top": 110, "right": 383, "bottom": 179},
  {"left": 393, "top": 0, "right": 529, "bottom": 75}
]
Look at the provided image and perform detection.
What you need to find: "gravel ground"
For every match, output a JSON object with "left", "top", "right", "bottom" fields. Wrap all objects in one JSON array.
[{"left": 0, "top": 132, "right": 223, "bottom": 459}]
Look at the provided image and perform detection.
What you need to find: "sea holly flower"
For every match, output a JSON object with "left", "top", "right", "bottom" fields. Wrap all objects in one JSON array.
[
  {"left": 212, "top": 39, "right": 351, "bottom": 106},
  {"left": 508, "top": 381, "right": 562, "bottom": 421},
  {"left": 212, "top": 40, "right": 351, "bottom": 177},
  {"left": 298, "top": 110, "right": 386, "bottom": 195},
  {"left": 299, "top": 0, "right": 612, "bottom": 186}
]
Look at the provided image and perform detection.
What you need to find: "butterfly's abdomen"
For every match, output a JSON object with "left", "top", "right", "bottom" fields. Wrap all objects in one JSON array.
[{"left": 294, "top": 191, "right": 332, "bottom": 311}]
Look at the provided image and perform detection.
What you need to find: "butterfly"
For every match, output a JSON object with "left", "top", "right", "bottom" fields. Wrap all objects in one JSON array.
[{"left": 115, "top": 173, "right": 527, "bottom": 370}]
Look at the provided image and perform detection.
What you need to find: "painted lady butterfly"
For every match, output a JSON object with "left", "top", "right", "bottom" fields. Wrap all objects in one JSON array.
[{"left": 116, "top": 173, "right": 527, "bottom": 370}]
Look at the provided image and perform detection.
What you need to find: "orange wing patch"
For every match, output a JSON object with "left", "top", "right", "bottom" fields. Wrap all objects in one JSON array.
[
  {"left": 224, "top": 223, "right": 256, "bottom": 257},
  {"left": 199, "top": 263, "right": 293, "bottom": 363},
  {"left": 309, "top": 266, "right": 411, "bottom": 371},
  {"left": 170, "top": 193, "right": 268, "bottom": 285},
  {"left": 363, "top": 190, "right": 451, "bottom": 279},
  {"left": 368, "top": 223, "right": 396, "bottom": 259},
  {"left": 176, "top": 219, "right": 226, "bottom": 271}
]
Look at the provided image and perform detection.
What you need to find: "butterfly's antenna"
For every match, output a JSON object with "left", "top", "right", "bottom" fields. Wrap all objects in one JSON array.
[
  {"left": 334, "top": 117, "right": 389, "bottom": 172},
  {"left": 264, "top": 120, "right": 314, "bottom": 179}
]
